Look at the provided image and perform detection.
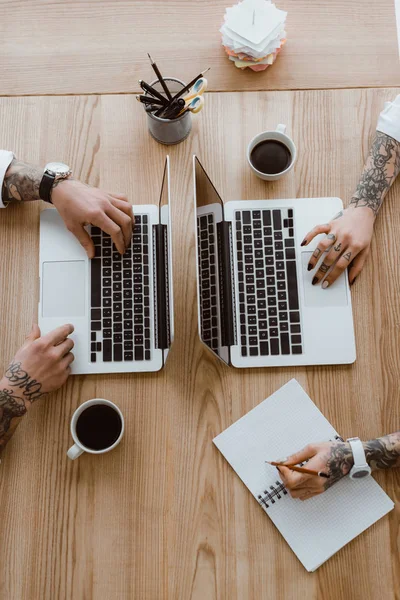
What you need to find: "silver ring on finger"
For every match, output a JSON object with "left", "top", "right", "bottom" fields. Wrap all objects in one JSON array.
[{"left": 326, "top": 233, "right": 336, "bottom": 242}]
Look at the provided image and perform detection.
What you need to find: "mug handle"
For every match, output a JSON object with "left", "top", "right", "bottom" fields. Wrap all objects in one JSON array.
[
  {"left": 276, "top": 124, "right": 286, "bottom": 134},
  {"left": 67, "top": 443, "right": 84, "bottom": 460}
]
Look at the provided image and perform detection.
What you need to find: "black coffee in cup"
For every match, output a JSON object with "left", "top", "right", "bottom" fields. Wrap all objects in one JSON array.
[
  {"left": 76, "top": 404, "right": 122, "bottom": 451},
  {"left": 250, "top": 140, "right": 292, "bottom": 175}
]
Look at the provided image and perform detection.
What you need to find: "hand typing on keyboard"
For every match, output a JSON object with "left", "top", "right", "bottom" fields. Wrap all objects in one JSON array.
[{"left": 52, "top": 180, "right": 134, "bottom": 258}]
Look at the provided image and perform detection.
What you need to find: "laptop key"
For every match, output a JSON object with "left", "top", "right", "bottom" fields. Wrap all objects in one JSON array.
[
  {"left": 260, "top": 342, "right": 269, "bottom": 355},
  {"left": 290, "top": 311, "right": 300, "bottom": 323},
  {"left": 280, "top": 333, "right": 290, "bottom": 354},
  {"left": 103, "top": 339, "right": 112, "bottom": 361},
  {"left": 270, "top": 338, "right": 280, "bottom": 355},
  {"left": 113, "top": 344, "right": 123, "bottom": 361},
  {"left": 91, "top": 259, "right": 101, "bottom": 307},
  {"left": 135, "top": 347, "right": 144, "bottom": 360}
]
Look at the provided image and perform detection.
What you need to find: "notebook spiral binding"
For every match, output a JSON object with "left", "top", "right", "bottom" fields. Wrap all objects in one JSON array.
[
  {"left": 258, "top": 481, "right": 288, "bottom": 509},
  {"left": 257, "top": 434, "right": 346, "bottom": 509}
]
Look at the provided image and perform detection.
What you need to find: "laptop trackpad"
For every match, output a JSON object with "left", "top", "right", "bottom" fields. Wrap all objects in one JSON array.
[
  {"left": 42, "top": 261, "right": 86, "bottom": 317},
  {"left": 301, "top": 252, "right": 348, "bottom": 307}
]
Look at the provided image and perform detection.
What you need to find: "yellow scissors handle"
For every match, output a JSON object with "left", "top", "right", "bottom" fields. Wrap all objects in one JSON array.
[
  {"left": 183, "top": 78, "right": 208, "bottom": 102},
  {"left": 186, "top": 95, "right": 204, "bottom": 114}
]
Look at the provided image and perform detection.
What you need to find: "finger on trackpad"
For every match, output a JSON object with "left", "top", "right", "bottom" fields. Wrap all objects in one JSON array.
[
  {"left": 301, "top": 252, "right": 348, "bottom": 307},
  {"left": 42, "top": 261, "right": 86, "bottom": 317}
]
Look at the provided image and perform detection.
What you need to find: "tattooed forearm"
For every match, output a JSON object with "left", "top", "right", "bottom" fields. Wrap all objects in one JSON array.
[
  {"left": 4, "top": 362, "right": 45, "bottom": 402},
  {"left": 324, "top": 442, "right": 354, "bottom": 490},
  {"left": 1, "top": 159, "right": 43, "bottom": 205},
  {"left": 0, "top": 388, "right": 29, "bottom": 454},
  {"left": 350, "top": 131, "right": 400, "bottom": 216},
  {"left": 0, "top": 362, "right": 46, "bottom": 454},
  {"left": 364, "top": 432, "right": 400, "bottom": 470}
]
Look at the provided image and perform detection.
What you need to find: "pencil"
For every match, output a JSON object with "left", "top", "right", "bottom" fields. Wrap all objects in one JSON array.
[
  {"left": 147, "top": 53, "right": 172, "bottom": 101},
  {"left": 168, "top": 68, "right": 210, "bottom": 103},
  {"left": 266, "top": 461, "right": 330, "bottom": 479}
]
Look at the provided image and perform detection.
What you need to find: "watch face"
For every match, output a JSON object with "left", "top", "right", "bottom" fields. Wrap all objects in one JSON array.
[
  {"left": 352, "top": 469, "right": 370, "bottom": 479},
  {"left": 46, "top": 162, "right": 70, "bottom": 175}
]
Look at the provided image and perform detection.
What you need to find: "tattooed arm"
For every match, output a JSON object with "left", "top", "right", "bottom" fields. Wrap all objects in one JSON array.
[
  {"left": 275, "top": 433, "right": 400, "bottom": 501},
  {"left": 302, "top": 130, "right": 400, "bottom": 287},
  {"left": 0, "top": 324, "right": 74, "bottom": 456},
  {"left": 1, "top": 157, "right": 133, "bottom": 256}
]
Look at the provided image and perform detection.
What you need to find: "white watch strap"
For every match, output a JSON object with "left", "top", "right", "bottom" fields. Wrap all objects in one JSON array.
[{"left": 347, "top": 437, "right": 368, "bottom": 467}]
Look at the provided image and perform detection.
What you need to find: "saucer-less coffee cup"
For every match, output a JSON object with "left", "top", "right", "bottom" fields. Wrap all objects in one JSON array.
[
  {"left": 67, "top": 398, "right": 124, "bottom": 460},
  {"left": 247, "top": 124, "right": 297, "bottom": 181}
]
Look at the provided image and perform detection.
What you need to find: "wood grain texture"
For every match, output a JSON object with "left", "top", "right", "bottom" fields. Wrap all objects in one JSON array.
[
  {"left": 0, "top": 0, "right": 399, "bottom": 96},
  {"left": 0, "top": 88, "right": 399, "bottom": 599}
]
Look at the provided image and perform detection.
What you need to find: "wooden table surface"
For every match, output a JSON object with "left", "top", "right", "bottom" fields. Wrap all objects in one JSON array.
[
  {"left": 0, "top": 88, "right": 399, "bottom": 600},
  {"left": 0, "top": 0, "right": 399, "bottom": 95}
]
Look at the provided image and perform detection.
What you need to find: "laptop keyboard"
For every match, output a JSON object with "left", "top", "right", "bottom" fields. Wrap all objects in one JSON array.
[
  {"left": 90, "top": 216, "right": 152, "bottom": 363},
  {"left": 235, "top": 208, "right": 302, "bottom": 357},
  {"left": 197, "top": 214, "right": 219, "bottom": 352}
]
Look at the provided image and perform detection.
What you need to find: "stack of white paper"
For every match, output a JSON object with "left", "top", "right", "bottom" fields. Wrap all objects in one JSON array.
[{"left": 220, "top": 0, "right": 287, "bottom": 71}]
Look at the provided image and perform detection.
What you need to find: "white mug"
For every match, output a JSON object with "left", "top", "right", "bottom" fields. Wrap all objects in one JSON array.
[
  {"left": 247, "top": 124, "right": 297, "bottom": 181},
  {"left": 67, "top": 398, "right": 124, "bottom": 460}
]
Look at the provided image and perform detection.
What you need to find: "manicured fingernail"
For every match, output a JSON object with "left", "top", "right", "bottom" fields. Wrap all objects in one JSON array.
[
  {"left": 322, "top": 281, "right": 329, "bottom": 289},
  {"left": 301, "top": 239, "right": 307, "bottom": 246},
  {"left": 307, "top": 263, "right": 313, "bottom": 271},
  {"left": 312, "top": 277, "right": 318, "bottom": 285}
]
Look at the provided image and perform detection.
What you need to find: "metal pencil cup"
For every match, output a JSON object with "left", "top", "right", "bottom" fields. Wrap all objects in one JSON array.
[{"left": 145, "top": 78, "right": 192, "bottom": 145}]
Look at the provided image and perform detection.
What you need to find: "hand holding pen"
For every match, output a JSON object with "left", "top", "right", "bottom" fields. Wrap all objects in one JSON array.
[{"left": 268, "top": 440, "right": 353, "bottom": 501}]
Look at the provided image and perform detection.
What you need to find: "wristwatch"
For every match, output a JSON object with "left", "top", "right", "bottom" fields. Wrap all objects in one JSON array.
[
  {"left": 39, "top": 162, "right": 72, "bottom": 204},
  {"left": 347, "top": 437, "right": 371, "bottom": 480}
]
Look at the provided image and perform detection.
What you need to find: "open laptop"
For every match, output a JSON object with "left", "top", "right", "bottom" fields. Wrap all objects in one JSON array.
[
  {"left": 193, "top": 155, "right": 356, "bottom": 367},
  {"left": 39, "top": 156, "right": 174, "bottom": 374}
]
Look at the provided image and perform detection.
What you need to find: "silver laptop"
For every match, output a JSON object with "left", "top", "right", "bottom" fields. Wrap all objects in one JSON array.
[
  {"left": 39, "top": 157, "right": 174, "bottom": 374},
  {"left": 193, "top": 155, "right": 356, "bottom": 367}
]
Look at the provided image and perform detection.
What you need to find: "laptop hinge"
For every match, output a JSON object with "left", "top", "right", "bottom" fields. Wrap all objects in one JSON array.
[
  {"left": 154, "top": 223, "right": 168, "bottom": 350},
  {"left": 217, "top": 221, "right": 235, "bottom": 347}
]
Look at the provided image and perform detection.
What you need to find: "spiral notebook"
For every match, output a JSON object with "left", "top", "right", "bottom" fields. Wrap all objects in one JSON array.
[{"left": 213, "top": 379, "right": 394, "bottom": 572}]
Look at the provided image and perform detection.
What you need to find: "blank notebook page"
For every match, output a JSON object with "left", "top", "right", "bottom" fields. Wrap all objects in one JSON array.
[{"left": 213, "top": 379, "right": 394, "bottom": 572}]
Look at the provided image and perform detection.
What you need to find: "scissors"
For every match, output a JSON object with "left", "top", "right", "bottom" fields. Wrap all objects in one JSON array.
[
  {"left": 183, "top": 78, "right": 208, "bottom": 102},
  {"left": 178, "top": 95, "right": 204, "bottom": 116}
]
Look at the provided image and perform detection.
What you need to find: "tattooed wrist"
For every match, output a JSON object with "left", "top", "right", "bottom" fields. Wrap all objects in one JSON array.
[
  {"left": 0, "top": 387, "right": 29, "bottom": 454},
  {"left": 3, "top": 362, "right": 45, "bottom": 403},
  {"left": 324, "top": 442, "right": 354, "bottom": 491},
  {"left": 2, "top": 158, "right": 43, "bottom": 205},
  {"left": 363, "top": 432, "right": 400, "bottom": 470},
  {"left": 349, "top": 131, "right": 400, "bottom": 216}
]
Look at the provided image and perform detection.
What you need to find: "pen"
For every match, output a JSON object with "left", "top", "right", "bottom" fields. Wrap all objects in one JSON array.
[
  {"left": 266, "top": 461, "right": 330, "bottom": 479},
  {"left": 136, "top": 95, "right": 164, "bottom": 106},
  {"left": 138, "top": 80, "right": 168, "bottom": 106},
  {"left": 147, "top": 53, "right": 172, "bottom": 101}
]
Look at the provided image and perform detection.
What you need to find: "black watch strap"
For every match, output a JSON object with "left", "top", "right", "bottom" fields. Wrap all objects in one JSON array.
[{"left": 39, "top": 171, "right": 56, "bottom": 204}]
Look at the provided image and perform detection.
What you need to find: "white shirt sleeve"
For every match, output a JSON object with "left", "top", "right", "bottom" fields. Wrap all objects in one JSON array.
[
  {"left": 0, "top": 150, "right": 15, "bottom": 208},
  {"left": 376, "top": 95, "right": 400, "bottom": 143}
]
